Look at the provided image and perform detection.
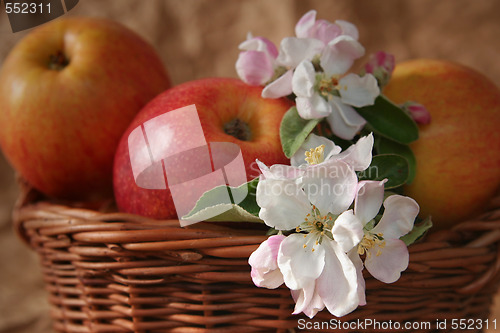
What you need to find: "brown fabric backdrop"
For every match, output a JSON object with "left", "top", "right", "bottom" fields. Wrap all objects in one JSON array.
[{"left": 0, "top": 1, "right": 499, "bottom": 332}]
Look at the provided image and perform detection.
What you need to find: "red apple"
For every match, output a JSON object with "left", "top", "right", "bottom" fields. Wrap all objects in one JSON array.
[
  {"left": 0, "top": 17, "right": 170, "bottom": 200},
  {"left": 384, "top": 59, "right": 500, "bottom": 230},
  {"left": 113, "top": 77, "right": 292, "bottom": 219}
]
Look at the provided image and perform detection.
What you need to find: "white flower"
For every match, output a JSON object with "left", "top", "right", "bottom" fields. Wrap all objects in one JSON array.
[
  {"left": 353, "top": 180, "right": 420, "bottom": 283},
  {"left": 261, "top": 11, "right": 367, "bottom": 104},
  {"left": 280, "top": 213, "right": 363, "bottom": 318},
  {"left": 289, "top": 59, "right": 379, "bottom": 140},
  {"left": 253, "top": 151, "right": 365, "bottom": 318}
]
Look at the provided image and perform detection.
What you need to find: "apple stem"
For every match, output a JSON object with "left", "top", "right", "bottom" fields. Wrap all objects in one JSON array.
[
  {"left": 224, "top": 118, "right": 252, "bottom": 141},
  {"left": 49, "top": 51, "right": 69, "bottom": 70}
]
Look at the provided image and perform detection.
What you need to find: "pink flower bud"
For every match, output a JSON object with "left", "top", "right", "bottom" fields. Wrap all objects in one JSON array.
[
  {"left": 402, "top": 101, "right": 432, "bottom": 124},
  {"left": 236, "top": 50, "right": 274, "bottom": 86},
  {"left": 248, "top": 234, "right": 286, "bottom": 289},
  {"left": 364, "top": 51, "right": 395, "bottom": 87},
  {"left": 236, "top": 37, "right": 278, "bottom": 86}
]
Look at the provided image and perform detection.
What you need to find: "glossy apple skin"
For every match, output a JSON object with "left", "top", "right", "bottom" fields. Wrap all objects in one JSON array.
[
  {"left": 113, "top": 77, "right": 293, "bottom": 219},
  {"left": 384, "top": 59, "right": 500, "bottom": 229},
  {"left": 0, "top": 17, "right": 170, "bottom": 200}
]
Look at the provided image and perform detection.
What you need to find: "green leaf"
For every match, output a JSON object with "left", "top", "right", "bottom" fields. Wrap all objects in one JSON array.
[
  {"left": 182, "top": 178, "right": 263, "bottom": 223},
  {"left": 280, "top": 106, "right": 320, "bottom": 158},
  {"left": 376, "top": 137, "right": 417, "bottom": 184},
  {"left": 356, "top": 95, "right": 419, "bottom": 144},
  {"left": 358, "top": 154, "right": 409, "bottom": 189},
  {"left": 400, "top": 216, "right": 433, "bottom": 246}
]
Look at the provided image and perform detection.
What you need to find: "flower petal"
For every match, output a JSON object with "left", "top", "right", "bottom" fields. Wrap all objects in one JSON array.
[
  {"left": 365, "top": 238, "right": 409, "bottom": 284},
  {"left": 302, "top": 160, "right": 358, "bottom": 215},
  {"left": 354, "top": 179, "right": 386, "bottom": 225},
  {"left": 316, "top": 240, "right": 360, "bottom": 317},
  {"left": 249, "top": 235, "right": 285, "bottom": 270},
  {"left": 338, "top": 73, "right": 380, "bottom": 107},
  {"left": 257, "top": 178, "right": 310, "bottom": 230},
  {"left": 261, "top": 69, "right": 293, "bottom": 99},
  {"left": 372, "top": 195, "right": 420, "bottom": 240},
  {"left": 238, "top": 36, "right": 278, "bottom": 59},
  {"left": 235, "top": 50, "right": 274, "bottom": 86},
  {"left": 291, "top": 281, "right": 325, "bottom": 318},
  {"left": 292, "top": 60, "right": 316, "bottom": 98},
  {"left": 256, "top": 160, "right": 304, "bottom": 180},
  {"left": 296, "top": 94, "right": 331, "bottom": 119},
  {"left": 310, "top": 19, "right": 342, "bottom": 44},
  {"left": 348, "top": 249, "right": 366, "bottom": 306},
  {"left": 290, "top": 133, "right": 341, "bottom": 167},
  {"left": 295, "top": 10, "right": 317, "bottom": 38},
  {"left": 278, "top": 233, "right": 326, "bottom": 290},
  {"left": 249, "top": 235, "right": 286, "bottom": 288},
  {"left": 326, "top": 96, "right": 366, "bottom": 140},
  {"left": 276, "top": 37, "right": 325, "bottom": 68},
  {"left": 335, "top": 20, "right": 359, "bottom": 40},
  {"left": 320, "top": 35, "right": 365, "bottom": 76},
  {"left": 331, "top": 210, "right": 364, "bottom": 253},
  {"left": 335, "top": 133, "right": 374, "bottom": 171}
]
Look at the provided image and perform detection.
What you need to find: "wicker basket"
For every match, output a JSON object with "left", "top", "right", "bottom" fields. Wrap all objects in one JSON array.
[{"left": 13, "top": 181, "right": 500, "bottom": 333}]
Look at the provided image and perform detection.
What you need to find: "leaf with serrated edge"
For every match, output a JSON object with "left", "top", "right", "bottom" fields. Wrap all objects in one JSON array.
[
  {"left": 183, "top": 203, "right": 264, "bottom": 223},
  {"left": 182, "top": 178, "right": 263, "bottom": 223}
]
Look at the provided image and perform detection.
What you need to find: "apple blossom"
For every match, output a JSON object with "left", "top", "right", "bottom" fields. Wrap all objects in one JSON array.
[
  {"left": 289, "top": 59, "right": 379, "bottom": 139},
  {"left": 251, "top": 143, "right": 369, "bottom": 317},
  {"left": 353, "top": 180, "right": 420, "bottom": 283},
  {"left": 279, "top": 212, "right": 364, "bottom": 318},
  {"left": 238, "top": 10, "right": 427, "bottom": 320},
  {"left": 236, "top": 10, "right": 386, "bottom": 140},
  {"left": 260, "top": 11, "right": 370, "bottom": 106}
]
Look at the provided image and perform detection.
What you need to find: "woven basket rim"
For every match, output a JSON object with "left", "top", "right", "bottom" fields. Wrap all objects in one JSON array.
[
  {"left": 14, "top": 181, "right": 500, "bottom": 292},
  {"left": 11, "top": 180, "right": 500, "bottom": 332}
]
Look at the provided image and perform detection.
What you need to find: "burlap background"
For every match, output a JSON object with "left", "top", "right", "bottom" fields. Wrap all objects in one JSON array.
[{"left": 0, "top": 1, "right": 499, "bottom": 332}]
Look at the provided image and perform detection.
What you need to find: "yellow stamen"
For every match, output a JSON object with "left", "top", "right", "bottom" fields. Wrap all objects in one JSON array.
[
  {"left": 305, "top": 145, "right": 325, "bottom": 165},
  {"left": 358, "top": 232, "right": 386, "bottom": 258}
]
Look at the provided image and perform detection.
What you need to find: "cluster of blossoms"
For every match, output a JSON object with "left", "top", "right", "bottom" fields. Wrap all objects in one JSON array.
[
  {"left": 249, "top": 134, "right": 419, "bottom": 317},
  {"left": 235, "top": 10, "right": 425, "bottom": 318},
  {"left": 236, "top": 10, "right": 430, "bottom": 139}
]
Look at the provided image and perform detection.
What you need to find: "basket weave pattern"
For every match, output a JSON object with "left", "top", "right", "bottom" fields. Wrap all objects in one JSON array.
[{"left": 14, "top": 184, "right": 500, "bottom": 333}]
